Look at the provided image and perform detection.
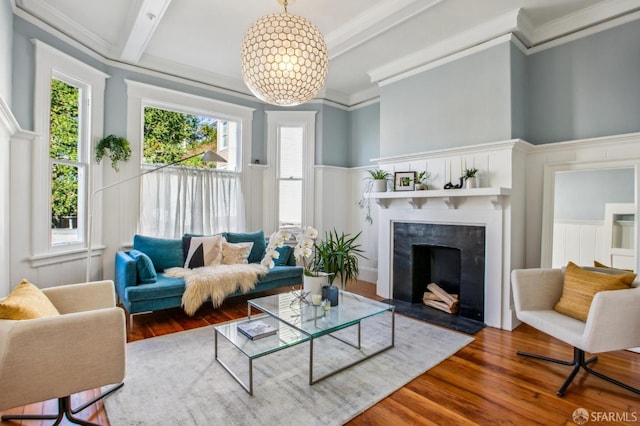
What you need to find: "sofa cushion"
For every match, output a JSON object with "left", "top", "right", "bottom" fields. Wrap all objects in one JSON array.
[
  {"left": 273, "top": 245, "right": 293, "bottom": 266},
  {"left": 258, "top": 265, "right": 303, "bottom": 283},
  {"left": 0, "top": 280, "right": 60, "bottom": 320},
  {"left": 125, "top": 275, "right": 186, "bottom": 302},
  {"left": 183, "top": 235, "right": 224, "bottom": 268},
  {"left": 226, "top": 231, "right": 266, "bottom": 264},
  {"left": 222, "top": 241, "right": 254, "bottom": 265},
  {"left": 554, "top": 261, "right": 636, "bottom": 321},
  {"left": 129, "top": 249, "right": 157, "bottom": 284},
  {"left": 133, "top": 235, "right": 183, "bottom": 272}
]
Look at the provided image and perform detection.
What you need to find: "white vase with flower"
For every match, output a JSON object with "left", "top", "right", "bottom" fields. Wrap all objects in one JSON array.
[{"left": 262, "top": 226, "right": 325, "bottom": 303}]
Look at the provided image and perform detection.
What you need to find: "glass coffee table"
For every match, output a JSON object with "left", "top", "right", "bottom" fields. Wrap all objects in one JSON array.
[{"left": 214, "top": 290, "right": 395, "bottom": 395}]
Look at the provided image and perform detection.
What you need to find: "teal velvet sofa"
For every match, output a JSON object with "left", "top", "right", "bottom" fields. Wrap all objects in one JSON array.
[{"left": 114, "top": 231, "right": 302, "bottom": 322}]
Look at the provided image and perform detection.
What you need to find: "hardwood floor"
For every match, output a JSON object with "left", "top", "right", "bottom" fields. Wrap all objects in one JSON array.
[{"left": 3, "top": 280, "right": 639, "bottom": 425}]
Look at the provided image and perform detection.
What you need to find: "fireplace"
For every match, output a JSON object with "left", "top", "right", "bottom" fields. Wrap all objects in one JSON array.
[{"left": 393, "top": 222, "right": 485, "bottom": 323}]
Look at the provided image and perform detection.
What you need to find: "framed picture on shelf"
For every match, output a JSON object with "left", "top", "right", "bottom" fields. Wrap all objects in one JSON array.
[{"left": 394, "top": 171, "right": 416, "bottom": 191}]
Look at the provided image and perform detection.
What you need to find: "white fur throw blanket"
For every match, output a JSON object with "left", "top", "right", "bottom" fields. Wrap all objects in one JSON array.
[{"left": 164, "top": 264, "right": 267, "bottom": 316}]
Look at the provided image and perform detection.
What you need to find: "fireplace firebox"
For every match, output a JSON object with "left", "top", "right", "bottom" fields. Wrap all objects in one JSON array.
[{"left": 393, "top": 222, "right": 485, "bottom": 322}]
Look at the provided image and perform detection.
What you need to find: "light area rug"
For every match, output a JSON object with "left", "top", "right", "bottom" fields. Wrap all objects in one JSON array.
[{"left": 104, "top": 313, "right": 473, "bottom": 426}]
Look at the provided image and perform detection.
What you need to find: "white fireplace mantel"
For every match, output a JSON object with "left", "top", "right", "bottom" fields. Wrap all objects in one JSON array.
[
  {"left": 368, "top": 187, "right": 511, "bottom": 210},
  {"left": 376, "top": 189, "right": 516, "bottom": 330}
]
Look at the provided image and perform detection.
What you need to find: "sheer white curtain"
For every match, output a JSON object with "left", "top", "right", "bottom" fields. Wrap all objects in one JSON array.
[{"left": 138, "top": 164, "right": 245, "bottom": 238}]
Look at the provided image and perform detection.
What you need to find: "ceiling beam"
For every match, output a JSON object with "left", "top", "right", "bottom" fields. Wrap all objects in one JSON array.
[{"left": 120, "top": 0, "right": 173, "bottom": 63}]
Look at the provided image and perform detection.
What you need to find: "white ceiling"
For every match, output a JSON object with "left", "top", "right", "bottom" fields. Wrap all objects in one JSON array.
[{"left": 13, "top": 0, "right": 640, "bottom": 106}]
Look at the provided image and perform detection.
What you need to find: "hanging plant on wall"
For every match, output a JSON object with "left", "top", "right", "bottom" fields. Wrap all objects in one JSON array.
[{"left": 96, "top": 134, "right": 132, "bottom": 172}]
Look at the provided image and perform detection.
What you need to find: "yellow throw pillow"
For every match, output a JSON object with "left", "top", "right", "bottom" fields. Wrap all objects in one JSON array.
[
  {"left": 593, "top": 260, "right": 634, "bottom": 272},
  {"left": 0, "top": 279, "right": 61, "bottom": 320},
  {"left": 554, "top": 262, "right": 636, "bottom": 321}
]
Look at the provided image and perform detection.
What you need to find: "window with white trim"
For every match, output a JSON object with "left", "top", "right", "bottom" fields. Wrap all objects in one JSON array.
[
  {"left": 31, "top": 41, "right": 107, "bottom": 262},
  {"left": 127, "top": 81, "right": 254, "bottom": 238},
  {"left": 265, "top": 111, "right": 316, "bottom": 234},
  {"left": 49, "top": 77, "right": 86, "bottom": 246}
]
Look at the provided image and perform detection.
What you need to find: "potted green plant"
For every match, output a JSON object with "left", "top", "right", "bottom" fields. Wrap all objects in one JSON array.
[
  {"left": 357, "top": 169, "right": 391, "bottom": 225},
  {"left": 96, "top": 134, "right": 132, "bottom": 172},
  {"left": 368, "top": 169, "right": 391, "bottom": 192},
  {"left": 462, "top": 167, "right": 478, "bottom": 189},
  {"left": 312, "top": 229, "right": 366, "bottom": 305},
  {"left": 415, "top": 170, "right": 431, "bottom": 190}
]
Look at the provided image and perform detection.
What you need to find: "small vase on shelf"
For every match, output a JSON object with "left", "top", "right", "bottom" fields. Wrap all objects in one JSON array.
[{"left": 465, "top": 177, "right": 477, "bottom": 189}]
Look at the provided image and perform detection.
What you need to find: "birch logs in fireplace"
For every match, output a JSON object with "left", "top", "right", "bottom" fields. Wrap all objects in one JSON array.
[{"left": 423, "top": 283, "right": 459, "bottom": 314}]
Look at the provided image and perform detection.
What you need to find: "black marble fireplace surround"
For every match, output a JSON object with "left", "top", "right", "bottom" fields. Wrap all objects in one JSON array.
[{"left": 390, "top": 222, "right": 486, "bottom": 334}]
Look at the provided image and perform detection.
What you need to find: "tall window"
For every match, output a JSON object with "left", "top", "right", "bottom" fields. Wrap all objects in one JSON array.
[
  {"left": 265, "top": 111, "right": 316, "bottom": 234},
  {"left": 49, "top": 78, "right": 85, "bottom": 246},
  {"left": 278, "top": 127, "right": 303, "bottom": 230},
  {"left": 32, "top": 41, "right": 106, "bottom": 264}
]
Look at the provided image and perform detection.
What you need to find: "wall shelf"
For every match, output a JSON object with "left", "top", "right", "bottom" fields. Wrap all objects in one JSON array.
[{"left": 366, "top": 187, "right": 512, "bottom": 210}]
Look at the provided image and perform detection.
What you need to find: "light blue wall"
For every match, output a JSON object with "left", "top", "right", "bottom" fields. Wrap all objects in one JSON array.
[
  {"left": 554, "top": 168, "right": 635, "bottom": 221},
  {"left": 320, "top": 105, "right": 349, "bottom": 167},
  {"left": 350, "top": 102, "right": 380, "bottom": 167},
  {"left": 0, "top": 0, "right": 12, "bottom": 104},
  {"left": 379, "top": 42, "right": 512, "bottom": 158},
  {"left": 527, "top": 19, "right": 640, "bottom": 144},
  {"left": 510, "top": 43, "right": 527, "bottom": 140}
]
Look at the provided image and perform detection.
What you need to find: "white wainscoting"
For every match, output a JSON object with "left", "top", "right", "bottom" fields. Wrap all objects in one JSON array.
[{"left": 551, "top": 220, "right": 605, "bottom": 268}]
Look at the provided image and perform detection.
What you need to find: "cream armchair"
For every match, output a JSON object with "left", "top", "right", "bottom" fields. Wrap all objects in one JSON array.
[
  {"left": 0, "top": 280, "right": 126, "bottom": 425},
  {"left": 511, "top": 268, "right": 640, "bottom": 396}
]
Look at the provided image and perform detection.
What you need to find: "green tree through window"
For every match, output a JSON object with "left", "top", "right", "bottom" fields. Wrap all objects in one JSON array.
[
  {"left": 50, "top": 78, "right": 81, "bottom": 242},
  {"left": 143, "top": 106, "right": 219, "bottom": 167}
]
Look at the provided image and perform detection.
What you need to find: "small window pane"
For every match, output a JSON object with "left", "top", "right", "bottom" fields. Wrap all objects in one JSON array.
[
  {"left": 51, "top": 163, "right": 79, "bottom": 245},
  {"left": 278, "top": 180, "right": 302, "bottom": 229},
  {"left": 49, "top": 78, "right": 79, "bottom": 161},
  {"left": 279, "top": 127, "right": 303, "bottom": 178},
  {"left": 143, "top": 106, "right": 235, "bottom": 171}
]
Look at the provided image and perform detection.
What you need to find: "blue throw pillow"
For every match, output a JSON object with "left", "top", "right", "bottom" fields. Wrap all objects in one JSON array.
[
  {"left": 273, "top": 245, "right": 293, "bottom": 266},
  {"left": 133, "top": 234, "right": 183, "bottom": 272},
  {"left": 226, "top": 231, "right": 266, "bottom": 264},
  {"left": 129, "top": 249, "right": 157, "bottom": 284}
]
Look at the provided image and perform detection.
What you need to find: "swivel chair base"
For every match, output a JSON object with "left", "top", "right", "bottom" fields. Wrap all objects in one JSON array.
[
  {"left": 1, "top": 383, "right": 123, "bottom": 426},
  {"left": 517, "top": 347, "right": 640, "bottom": 397}
]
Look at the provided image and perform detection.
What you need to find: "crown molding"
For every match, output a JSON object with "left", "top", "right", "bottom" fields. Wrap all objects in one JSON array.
[
  {"left": 348, "top": 95, "right": 381, "bottom": 111},
  {"left": 17, "top": 0, "right": 113, "bottom": 55},
  {"left": 369, "top": 8, "right": 523, "bottom": 84},
  {"left": 528, "top": 9, "right": 640, "bottom": 54},
  {"left": 376, "top": 33, "right": 516, "bottom": 88},
  {"left": 326, "top": 0, "right": 443, "bottom": 59},
  {"left": 529, "top": 0, "right": 640, "bottom": 45}
]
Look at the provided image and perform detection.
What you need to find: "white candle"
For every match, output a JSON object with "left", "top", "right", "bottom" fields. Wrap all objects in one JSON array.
[{"left": 312, "top": 294, "right": 322, "bottom": 305}]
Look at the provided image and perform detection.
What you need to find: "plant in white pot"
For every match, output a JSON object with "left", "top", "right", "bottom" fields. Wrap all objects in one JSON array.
[
  {"left": 368, "top": 169, "right": 391, "bottom": 192},
  {"left": 356, "top": 169, "right": 391, "bottom": 224},
  {"left": 262, "top": 226, "right": 328, "bottom": 303},
  {"left": 462, "top": 167, "right": 479, "bottom": 189},
  {"left": 415, "top": 170, "right": 431, "bottom": 190}
]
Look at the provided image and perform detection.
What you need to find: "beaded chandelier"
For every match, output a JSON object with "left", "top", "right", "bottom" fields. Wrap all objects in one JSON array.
[{"left": 240, "top": 0, "right": 328, "bottom": 106}]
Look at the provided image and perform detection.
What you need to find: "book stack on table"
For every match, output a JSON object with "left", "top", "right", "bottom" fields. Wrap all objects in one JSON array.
[{"left": 237, "top": 320, "right": 277, "bottom": 340}]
